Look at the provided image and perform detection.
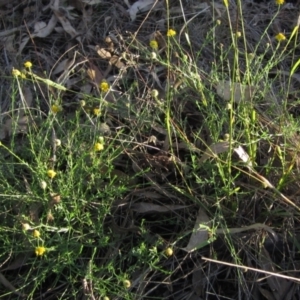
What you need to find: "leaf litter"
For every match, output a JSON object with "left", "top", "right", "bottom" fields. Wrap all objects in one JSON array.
[{"left": 1, "top": 0, "right": 300, "bottom": 299}]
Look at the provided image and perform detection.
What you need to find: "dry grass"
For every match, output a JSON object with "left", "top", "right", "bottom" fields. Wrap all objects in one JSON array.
[{"left": 0, "top": 0, "right": 300, "bottom": 299}]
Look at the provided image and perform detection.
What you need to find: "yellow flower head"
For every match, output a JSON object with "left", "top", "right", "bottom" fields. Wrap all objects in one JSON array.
[
  {"left": 164, "top": 247, "right": 173, "bottom": 257},
  {"left": 51, "top": 104, "right": 62, "bottom": 114},
  {"left": 100, "top": 81, "right": 109, "bottom": 92},
  {"left": 24, "top": 61, "right": 32, "bottom": 68},
  {"left": 149, "top": 40, "right": 158, "bottom": 50},
  {"left": 123, "top": 280, "right": 131, "bottom": 288},
  {"left": 275, "top": 0, "right": 284, "bottom": 4},
  {"left": 33, "top": 229, "right": 40, "bottom": 238},
  {"left": 35, "top": 246, "right": 46, "bottom": 256},
  {"left": 93, "top": 108, "right": 101, "bottom": 116},
  {"left": 12, "top": 68, "right": 21, "bottom": 77},
  {"left": 275, "top": 32, "right": 286, "bottom": 42},
  {"left": 223, "top": 0, "right": 229, "bottom": 7},
  {"left": 167, "top": 29, "right": 176, "bottom": 37},
  {"left": 47, "top": 169, "right": 57, "bottom": 179},
  {"left": 94, "top": 142, "right": 104, "bottom": 152}
]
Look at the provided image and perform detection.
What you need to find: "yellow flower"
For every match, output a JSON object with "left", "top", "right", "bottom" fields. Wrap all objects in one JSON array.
[
  {"left": 33, "top": 230, "right": 40, "bottom": 238},
  {"left": 123, "top": 280, "right": 131, "bottom": 288},
  {"left": 93, "top": 108, "right": 101, "bottom": 116},
  {"left": 100, "top": 81, "right": 109, "bottom": 92},
  {"left": 275, "top": 0, "right": 284, "bottom": 4},
  {"left": 167, "top": 29, "right": 176, "bottom": 37},
  {"left": 51, "top": 104, "right": 62, "bottom": 113},
  {"left": 223, "top": 0, "right": 229, "bottom": 7},
  {"left": 149, "top": 40, "right": 158, "bottom": 50},
  {"left": 47, "top": 169, "right": 57, "bottom": 179},
  {"left": 164, "top": 247, "right": 173, "bottom": 257},
  {"left": 24, "top": 61, "right": 32, "bottom": 68},
  {"left": 275, "top": 32, "right": 286, "bottom": 42},
  {"left": 94, "top": 143, "right": 104, "bottom": 152},
  {"left": 35, "top": 246, "right": 46, "bottom": 256},
  {"left": 20, "top": 72, "right": 26, "bottom": 79},
  {"left": 12, "top": 68, "right": 21, "bottom": 77}
]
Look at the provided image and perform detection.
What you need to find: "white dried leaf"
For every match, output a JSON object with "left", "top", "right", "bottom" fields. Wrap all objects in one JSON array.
[
  {"left": 233, "top": 145, "right": 253, "bottom": 167},
  {"left": 51, "top": 7, "right": 79, "bottom": 40},
  {"left": 182, "top": 208, "right": 210, "bottom": 252},
  {"left": 52, "top": 58, "right": 72, "bottom": 75},
  {"left": 199, "top": 141, "right": 230, "bottom": 163},
  {"left": 127, "top": 0, "right": 155, "bottom": 21},
  {"left": 216, "top": 80, "right": 256, "bottom": 103},
  {"left": 34, "top": 15, "right": 57, "bottom": 38}
]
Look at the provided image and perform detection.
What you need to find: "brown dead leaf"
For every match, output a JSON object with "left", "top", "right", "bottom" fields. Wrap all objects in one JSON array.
[
  {"left": 131, "top": 203, "right": 188, "bottom": 213},
  {"left": 86, "top": 62, "right": 104, "bottom": 85},
  {"left": 182, "top": 208, "right": 210, "bottom": 252},
  {"left": 216, "top": 80, "right": 256, "bottom": 103},
  {"left": 95, "top": 46, "right": 111, "bottom": 59},
  {"left": 109, "top": 55, "right": 125, "bottom": 69}
]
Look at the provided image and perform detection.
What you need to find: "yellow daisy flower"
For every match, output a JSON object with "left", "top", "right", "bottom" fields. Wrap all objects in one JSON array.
[
  {"left": 275, "top": 0, "right": 284, "bottom": 4},
  {"left": 24, "top": 61, "right": 32, "bottom": 68},
  {"left": 275, "top": 32, "right": 286, "bottom": 42},
  {"left": 12, "top": 68, "right": 21, "bottom": 77},
  {"left": 149, "top": 40, "right": 158, "bottom": 50},
  {"left": 33, "top": 230, "right": 40, "bottom": 238},
  {"left": 47, "top": 169, "right": 57, "bottom": 179},
  {"left": 167, "top": 29, "right": 176, "bottom": 37},
  {"left": 100, "top": 81, "right": 109, "bottom": 92},
  {"left": 164, "top": 247, "right": 173, "bottom": 257},
  {"left": 93, "top": 108, "right": 101, "bottom": 116},
  {"left": 94, "top": 143, "right": 104, "bottom": 151},
  {"left": 51, "top": 104, "right": 62, "bottom": 113},
  {"left": 35, "top": 246, "right": 46, "bottom": 256}
]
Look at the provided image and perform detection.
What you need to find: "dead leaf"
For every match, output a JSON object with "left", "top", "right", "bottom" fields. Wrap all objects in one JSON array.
[
  {"left": 0, "top": 272, "right": 26, "bottom": 297},
  {"left": 192, "top": 267, "right": 205, "bottom": 297},
  {"left": 52, "top": 58, "right": 73, "bottom": 75},
  {"left": 82, "top": 0, "right": 102, "bottom": 4},
  {"left": 131, "top": 203, "right": 188, "bottom": 213},
  {"left": 216, "top": 80, "right": 256, "bottom": 103},
  {"left": 127, "top": 0, "right": 155, "bottom": 21},
  {"left": 0, "top": 116, "right": 30, "bottom": 140},
  {"left": 182, "top": 208, "right": 210, "bottom": 252},
  {"left": 95, "top": 46, "right": 112, "bottom": 59},
  {"left": 258, "top": 247, "right": 292, "bottom": 300},
  {"left": 199, "top": 141, "right": 230, "bottom": 163},
  {"left": 109, "top": 55, "right": 125, "bottom": 69},
  {"left": 18, "top": 15, "right": 57, "bottom": 54},
  {"left": 86, "top": 62, "right": 104, "bottom": 84},
  {"left": 51, "top": 7, "right": 80, "bottom": 41}
]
